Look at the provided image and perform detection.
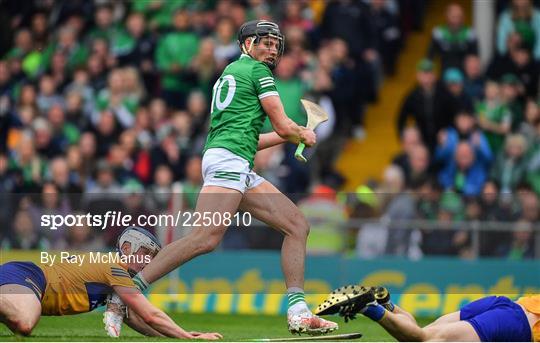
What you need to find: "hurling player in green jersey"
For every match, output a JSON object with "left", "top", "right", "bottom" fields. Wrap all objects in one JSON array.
[{"left": 134, "top": 20, "right": 337, "bottom": 335}]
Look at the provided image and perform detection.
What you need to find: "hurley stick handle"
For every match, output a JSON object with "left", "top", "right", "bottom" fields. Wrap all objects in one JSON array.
[{"left": 294, "top": 142, "right": 307, "bottom": 162}]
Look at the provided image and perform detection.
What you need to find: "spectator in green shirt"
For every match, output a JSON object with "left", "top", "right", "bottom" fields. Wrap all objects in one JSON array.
[
  {"left": 42, "top": 26, "right": 89, "bottom": 74},
  {"left": 4, "top": 29, "right": 31, "bottom": 60},
  {"left": 155, "top": 9, "right": 200, "bottom": 109},
  {"left": 132, "top": 0, "right": 188, "bottom": 32},
  {"left": 9, "top": 131, "right": 47, "bottom": 188},
  {"left": 491, "top": 133, "right": 529, "bottom": 194},
  {"left": 427, "top": 3, "right": 478, "bottom": 72},
  {"left": 475, "top": 80, "right": 512, "bottom": 155},
  {"left": 500, "top": 73, "right": 525, "bottom": 132},
  {"left": 85, "top": 4, "right": 124, "bottom": 56},
  {"left": 4, "top": 28, "right": 42, "bottom": 78},
  {"left": 526, "top": 119, "right": 540, "bottom": 195},
  {"left": 500, "top": 220, "right": 534, "bottom": 259}
]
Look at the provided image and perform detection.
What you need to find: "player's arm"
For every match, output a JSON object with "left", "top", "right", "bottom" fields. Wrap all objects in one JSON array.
[
  {"left": 260, "top": 95, "right": 315, "bottom": 146},
  {"left": 124, "top": 307, "right": 165, "bottom": 337},
  {"left": 126, "top": 311, "right": 218, "bottom": 341},
  {"left": 113, "top": 286, "right": 222, "bottom": 340},
  {"left": 257, "top": 131, "right": 286, "bottom": 150},
  {"left": 114, "top": 286, "right": 190, "bottom": 338}
]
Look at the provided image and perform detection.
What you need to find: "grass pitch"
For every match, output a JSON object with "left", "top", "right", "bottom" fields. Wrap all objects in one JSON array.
[{"left": 0, "top": 313, "right": 434, "bottom": 341}]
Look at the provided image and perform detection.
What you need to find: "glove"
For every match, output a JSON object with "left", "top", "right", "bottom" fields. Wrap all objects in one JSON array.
[
  {"left": 103, "top": 293, "right": 127, "bottom": 338},
  {"left": 103, "top": 310, "right": 124, "bottom": 338}
]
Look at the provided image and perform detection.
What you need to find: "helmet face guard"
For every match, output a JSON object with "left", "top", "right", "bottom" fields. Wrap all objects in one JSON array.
[
  {"left": 238, "top": 20, "right": 284, "bottom": 70},
  {"left": 117, "top": 226, "right": 161, "bottom": 257},
  {"left": 117, "top": 226, "right": 161, "bottom": 276}
]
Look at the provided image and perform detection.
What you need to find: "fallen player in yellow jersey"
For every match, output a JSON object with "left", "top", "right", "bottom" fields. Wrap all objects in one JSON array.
[
  {"left": 316, "top": 285, "right": 540, "bottom": 342},
  {"left": 0, "top": 227, "right": 222, "bottom": 340}
]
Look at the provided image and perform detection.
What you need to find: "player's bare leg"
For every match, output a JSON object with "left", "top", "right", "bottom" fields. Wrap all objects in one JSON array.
[
  {"left": 317, "top": 286, "right": 478, "bottom": 342},
  {"left": 377, "top": 309, "right": 481, "bottom": 342},
  {"left": 0, "top": 285, "right": 42, "bottom": 336},
  {"left": 423, "top": 310, "right": 460, "bottom": 328},
  {"left": 391, "top": 304, "right": 417, "bottom": 324},
  {"left": 240, "top": 181, "right": 308, "bottom": 288},
  {"left": 240, "top": 181, "right": 338, "bottom": 335},
  {"left": 376, "top": 308, "right": 425, "bottom": 341},
  {"left": 140, "top": 186, "right": 243, "bottom": 284}
]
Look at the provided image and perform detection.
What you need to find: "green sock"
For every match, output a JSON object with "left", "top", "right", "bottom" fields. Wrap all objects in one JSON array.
[{"left": 287, "top": 292, "right": 306, "bottom": 308}]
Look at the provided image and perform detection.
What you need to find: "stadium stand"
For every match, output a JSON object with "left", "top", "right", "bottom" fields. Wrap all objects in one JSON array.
[{"left": 0, "top": 0, "right": 538, "bottom": 260}]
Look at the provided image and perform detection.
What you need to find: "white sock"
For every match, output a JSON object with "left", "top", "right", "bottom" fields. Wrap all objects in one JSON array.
[{"left": 288, "top": 302, "right": 310, "bottom": 315}]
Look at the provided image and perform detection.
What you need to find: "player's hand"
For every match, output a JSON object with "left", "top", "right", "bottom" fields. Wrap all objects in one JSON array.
[
  {"left": 189, "top": 331, "right": 223, "bottom": 340},
  {"left": 300, "top": 128, "right": 316, "bottom": 147},
  {"left": 103, "top": 293, "right": 127, "bottom": 337}
]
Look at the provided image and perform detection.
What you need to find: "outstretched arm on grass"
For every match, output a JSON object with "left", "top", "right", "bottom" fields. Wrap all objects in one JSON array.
[{"left": 114, "top": 286, "right": 222, "bottom": 340}]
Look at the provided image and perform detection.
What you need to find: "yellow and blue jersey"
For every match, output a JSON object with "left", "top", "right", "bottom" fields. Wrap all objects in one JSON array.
[
  {"left": 0, "top": 255, "right": 136, "bottom": 316},
  {"left": 38, "top": 254, "right": 136, "bottom": 315}
]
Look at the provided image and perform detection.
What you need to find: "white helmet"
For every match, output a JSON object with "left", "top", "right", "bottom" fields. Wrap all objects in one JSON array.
[{"left": 117, "top": 226, "right": 161, "bottom": 257}]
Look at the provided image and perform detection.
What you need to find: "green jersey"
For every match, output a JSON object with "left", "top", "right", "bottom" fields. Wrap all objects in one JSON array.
[
  {"left": 475, "top": 101, "right": 511, "bottom": 154},
  {"left": 204, "top": 54, "right": 278, "bottom": 167}
]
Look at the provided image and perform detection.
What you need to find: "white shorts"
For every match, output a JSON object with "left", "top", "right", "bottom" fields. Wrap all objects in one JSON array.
[{"left": 202, "top": 148, "right": 265, "bottom": 193}]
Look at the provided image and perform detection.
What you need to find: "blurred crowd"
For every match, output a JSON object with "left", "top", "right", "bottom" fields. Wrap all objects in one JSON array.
[
  {"left": 0, "top": 0, "right": 537, "bottom": 260},
  {"left": 0, "top": 0, "right": 415, "bottom": 251},
  {"left": 348, "top": 0, "right": 540, "bottom": 260}
]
